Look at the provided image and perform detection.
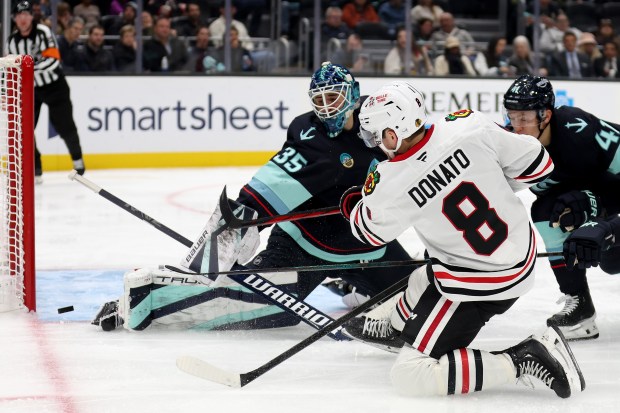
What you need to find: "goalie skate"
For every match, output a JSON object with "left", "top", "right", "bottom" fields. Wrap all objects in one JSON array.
[
  {"left": 91, "top": 300, "right": 123, "bottom": 331},
  {"left": 501, "top": 326, "right": 585, "bottom": 398}
]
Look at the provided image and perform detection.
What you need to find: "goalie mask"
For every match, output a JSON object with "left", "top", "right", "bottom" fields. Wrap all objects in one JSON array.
[
  {"left": 503, "top": 74, "right": 555, "bottom": 129},
  {"left": 358, "top": 81, "right": 427, "bottom": 158},
  {"left": 308, "top": 62, "right": 361, "bottom": 138}
]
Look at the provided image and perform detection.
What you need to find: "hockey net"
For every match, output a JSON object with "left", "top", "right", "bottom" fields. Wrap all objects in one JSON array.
[{"left": 0, "top": 55, "right": 35, "bottom": 312}]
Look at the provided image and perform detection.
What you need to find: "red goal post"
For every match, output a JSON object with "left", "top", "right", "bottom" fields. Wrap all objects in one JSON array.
[{"left": 0, "top": 55, "right": 35, "bottom": 312}]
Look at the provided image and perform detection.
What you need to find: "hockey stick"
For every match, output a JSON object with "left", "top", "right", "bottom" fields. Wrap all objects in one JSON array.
[
  {"left": 69, "top": 171, "right": 194, "bottom": 248},
  {"left": 219, "top": 186, "right": 340, "bottom": 229},
  {"left": 69, "top": 171, "right": 348, "bottom": 340},
  {"left": 167, "top": 251, "right": 563, "bottom": 278},
  {"left": 176, "top": 275, "right": 410, "bottom": 387}
]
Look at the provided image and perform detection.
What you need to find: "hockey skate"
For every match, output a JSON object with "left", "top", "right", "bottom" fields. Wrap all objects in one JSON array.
[
  {"left": 546, "top": 290, "right": 599, "bottom": 341},
  {"left": 91, "top": 300, "right": 123, "bottom": 331},
  {"left": 323, "top": 278, "right": 370, "bottom": 309},
  {"left": 501, "top": 326, "right": 585, "bottom": 398},
  {"left": 342, "top": 292, "right": 405, "bottom": 353}
]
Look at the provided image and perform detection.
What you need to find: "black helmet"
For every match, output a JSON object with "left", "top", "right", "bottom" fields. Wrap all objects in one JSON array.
[
  {"left": 13, "top": 1, "right": 33, "bottom": 14},
  {"left": 503, "top": 74, "right": 555, "bottom": 111}
]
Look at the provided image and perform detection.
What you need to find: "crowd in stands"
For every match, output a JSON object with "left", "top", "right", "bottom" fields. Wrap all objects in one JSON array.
[{"left": 14, "top": 0, "right": 620, "bottom": 78}]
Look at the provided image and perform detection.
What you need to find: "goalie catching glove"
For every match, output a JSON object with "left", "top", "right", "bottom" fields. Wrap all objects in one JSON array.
[
  {"left": 563, "top": 218, "right": 616, "bottom": 270},
  {"left": 181, "top": 199, "right": 260, "bottom": 279},
  {"left": 550, "top": 190, "right": 601, "bottom": 232},
  {"left": 339, "top": 185, "right": 363, "bottom": 220}
]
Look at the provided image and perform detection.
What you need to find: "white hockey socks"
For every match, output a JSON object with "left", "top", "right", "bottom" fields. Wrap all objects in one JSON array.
[{"left": 391, "top": 345, "right": 515, "bottom": 397}]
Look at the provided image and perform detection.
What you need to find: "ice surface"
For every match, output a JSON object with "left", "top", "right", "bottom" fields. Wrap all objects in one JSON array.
[{"left": 1, "top": 168, "right": 619, "bottom": 413}]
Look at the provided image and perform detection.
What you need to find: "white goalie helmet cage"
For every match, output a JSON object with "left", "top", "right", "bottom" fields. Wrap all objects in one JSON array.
[{"left": 358, "top": 81, "right": 427, "bottom": 156}]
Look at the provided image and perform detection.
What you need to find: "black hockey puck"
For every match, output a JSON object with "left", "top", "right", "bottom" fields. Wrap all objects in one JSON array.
[{"left": 57, "top": 306, "right": 74, "bottom": 314}]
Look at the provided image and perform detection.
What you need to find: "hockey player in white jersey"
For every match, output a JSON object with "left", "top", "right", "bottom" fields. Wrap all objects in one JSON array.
[{"left": 340, "top": 81, "right": 585, "bottom": 398}]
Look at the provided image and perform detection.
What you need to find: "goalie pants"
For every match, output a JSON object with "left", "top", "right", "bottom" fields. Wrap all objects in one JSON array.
[
  {"left": 391, "top": 266, "right": 518, "bottom": 396},
  {"left": 244, "top": 226, "right": 416, "bottom": 300},
  {"left": 531, "top": 189, "right": 620, "bottom": 295},
  {"left": 33, "top": 77, "right": 83, "bottom": 170},
  {"left": 223, "top": 226, "right": 416, "bottom": 329}
]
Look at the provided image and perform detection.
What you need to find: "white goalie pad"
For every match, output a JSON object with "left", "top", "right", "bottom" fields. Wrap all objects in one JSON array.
[
  {"left": 181, "top": 199, "right": 259, "bottom": 276},
  {"left": 120, "top": 266, "right": 298, "bottom": 331}
]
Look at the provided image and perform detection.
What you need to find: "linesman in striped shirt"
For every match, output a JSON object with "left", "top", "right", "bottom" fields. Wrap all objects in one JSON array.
[{"left": 7, "top": 0, "right": 85, "bottom": 180}]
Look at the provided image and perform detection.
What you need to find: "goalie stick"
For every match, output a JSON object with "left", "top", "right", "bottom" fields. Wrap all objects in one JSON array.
[
  {"left": 176, "top": 275, "right": 410, "bottom": 387},
  {"left": 69, "top": 172, "right": 348, "bottom": 340},
  {"left": 219, "top": 186, "right": 340, "bottom": 229},
  {"left": 69, "top": 171, "right": 194, "bottom": 248}
]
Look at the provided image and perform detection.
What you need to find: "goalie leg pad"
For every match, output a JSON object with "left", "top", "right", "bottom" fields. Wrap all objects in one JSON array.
[{"left": 121, "top": 266, "right": 300, "bottom": 330}]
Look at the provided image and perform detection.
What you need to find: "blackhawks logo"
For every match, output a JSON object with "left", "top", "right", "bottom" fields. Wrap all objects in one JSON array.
[
  {"left": 445, "top": 109, "right": 473, "bottom": 122},
  {"left": 363, "top": 168, "right": 381, "bottom": 195}
]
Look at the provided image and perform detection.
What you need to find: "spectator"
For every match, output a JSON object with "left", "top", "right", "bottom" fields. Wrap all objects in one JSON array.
[
  {"left": 384, "top": 26, "right": 433, "bottom": 75},
  {"left": 539, "top": 13, "right": 582, "bottom": 53},
  {"left": 76, "top": 24, "right": 115, "bottom": 72},
  {"left": 507, "top": 35, "right": 538, "bottom": 76},
  {"left": 578, "top": 32, "right": 601, "bottom": 64},
  {"left": 595, "top": 19, "right": 620, "bottom": 50},
  {"left": 430, "top": 12, "right": 475, "bottom": 55},
  {"left": 414, "top": 17, "right": 434, "bottom": 42},
  {"left": 474, "top": 36, "right": 512, "bottom": 77},
  {"left": 142, "top": 10, "right": 154, "bottom": 36},
  {"left": 233, "top": 0, "right": 267, "bottom": 37},
  {"left": 341, "top": 0, "right": 380, "bottom": 30},
  {"left": 73, "top": 0, "right": 101, "bottom": 32},
  {"left": 322, "top": 6, "right": 351, "bottom": 43},
  {"left": 108, "top": 0, "right": 127, "bottom": 16},
  {"left": 143, "top": 16, "right": 189, "bottom": 72},
  {"left": 433, "top": 36, "right": 476, "bottom": 76},
  {"left": 175, "top": 2, "right": 209, "bottom": 37},
  {"left": 32, "top": 1, "right": 52, "bottom": 28},
  {"left": 55, "top": 2, "right": 72, "bottom": 35},
  {"left": 209, "top": 1, "right": 254, "bottom": 50},
  {"left": 58, "top": 16, "right": 85, "bottom": 73},
  {"left": 410, "top": 0, "right": 443, "bottom": 28},
  {"left": 191, "top": 26, "right": 217, "bottom": 72},
  {"left": 215, "top": 25, "right": 254, "bottom": 72},
  {"left": 378, "top": 0, "right": 405, "bottom": 37},
  {"left": 108, "top": 1, "right": 138, "bottom": 35},
  {"left": 113, "top": 24, "right": 137, "bottom": 72},
  {"left": 593, "top": 41, "right": 620, "bottom": 79},
  {"left": 548, "top": 31, "right": 593, "bottom": 78},
  {"left": 524, "top": 0, "right": 561, "bottom": 44},
  {"left": 332, "top": 33, "right": 373, "bottom": 74}
]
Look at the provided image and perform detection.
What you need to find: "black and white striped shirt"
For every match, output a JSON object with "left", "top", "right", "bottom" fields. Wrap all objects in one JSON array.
[{"left": 6, "top": 23, "right": 63, "bottom": 87}]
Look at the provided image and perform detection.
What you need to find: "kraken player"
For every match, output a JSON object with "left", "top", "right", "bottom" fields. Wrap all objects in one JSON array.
[
  {"left": 92, "top": 62, "right": 415, "bottom": 331},
  {"left": 340, "top": 81, "right": 585, "bottom": 398},
  {"left": 503, "top": 74, "right": 620, "bottom": 340}
]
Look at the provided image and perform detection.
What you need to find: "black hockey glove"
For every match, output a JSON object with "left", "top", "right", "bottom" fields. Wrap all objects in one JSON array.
[
  {"left": 549, "top": 190, "right": 601, "bottom": 232},
  {"left": 339, "top": 186, "right": 363, "bottom": 220},
  {"left": 563, "top": 219, "right": 615, "bottom": 270}
]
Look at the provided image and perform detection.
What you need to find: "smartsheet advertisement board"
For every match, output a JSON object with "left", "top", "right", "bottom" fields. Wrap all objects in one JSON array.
[{"left": 35, "top": 76, "right": 620, "bottom": 167}]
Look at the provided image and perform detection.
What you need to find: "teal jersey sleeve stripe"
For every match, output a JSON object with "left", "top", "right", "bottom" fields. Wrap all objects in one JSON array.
[
  {"left": 250, "top": 161, "right": 313, "bottom": 214},
  {"left": 277, "top": 221, "right": 387, "bottom": 262},
  {"left": 534, "top": 221, "right": 568, "bottom": 262}
]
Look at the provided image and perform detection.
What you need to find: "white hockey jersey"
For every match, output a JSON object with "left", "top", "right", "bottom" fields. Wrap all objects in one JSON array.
[{"left": 350, "top": 109, "right": 554, "bottom": 302}]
